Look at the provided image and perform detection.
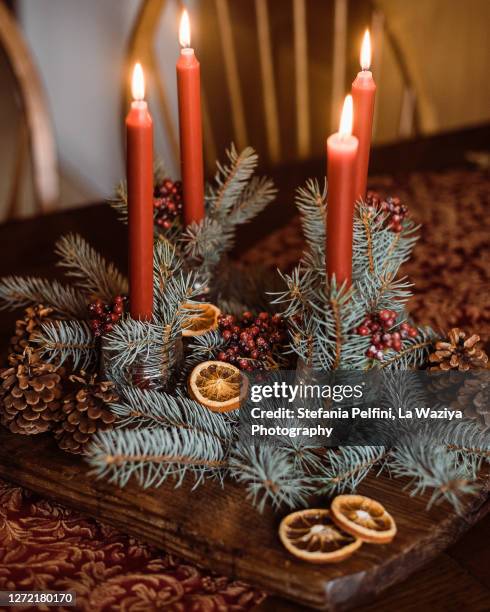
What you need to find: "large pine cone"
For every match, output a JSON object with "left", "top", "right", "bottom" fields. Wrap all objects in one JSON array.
[
  {"left": 10, "top": 305, "right": 53, "bottom": 355},
  {"left": 54, "top": 372, "right": 117, "bottom": 455},
  {"left": 453, "top": 375, "right": 490, "bottom": 429},
  {"left": 0, "top": 349, "right": 64, "bottom": 435},
  {"left": 428, "top": 328, "right": 488, "bottom": 371}
]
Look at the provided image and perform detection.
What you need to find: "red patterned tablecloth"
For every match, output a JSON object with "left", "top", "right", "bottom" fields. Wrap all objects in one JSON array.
[{"left": 0, "top": 480, "right": 264, "bottom": 611}]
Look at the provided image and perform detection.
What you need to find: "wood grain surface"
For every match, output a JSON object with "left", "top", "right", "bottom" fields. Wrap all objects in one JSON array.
[{"left": 0, "top": 428, "right": 487, "bottom": 611}]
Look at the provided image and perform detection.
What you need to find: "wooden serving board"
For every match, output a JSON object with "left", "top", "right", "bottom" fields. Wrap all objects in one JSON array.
[{"left": 0, "top": 428, "right": 488, "bottom": 611}]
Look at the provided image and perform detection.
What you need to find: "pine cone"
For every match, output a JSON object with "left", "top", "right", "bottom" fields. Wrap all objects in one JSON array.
[
  {"left": 54, "top": 372, "right": 117, "bottom": 455},
  {"left": 0, "top": 349, "right": 64, "bottom": 435},
  {"left": 428, "top": 328, "right": 489, "bottom": 371},
  {"left": 453, "top": 375, "right": 490, "bottom": 428},
  {"left": 10, "top": 305, "right": 54, "bottom": 355}
]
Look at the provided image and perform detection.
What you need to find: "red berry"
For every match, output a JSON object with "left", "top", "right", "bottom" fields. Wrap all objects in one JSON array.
[{"left": 379, "top": 310, "right": 390, "bottom": 321}]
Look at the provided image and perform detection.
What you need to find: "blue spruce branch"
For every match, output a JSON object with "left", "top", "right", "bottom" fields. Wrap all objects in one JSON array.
[
  {"left": 55, "top": 233, "right": 128, "bottom": 301},
  {"left": 36, "top": 320, "right": 96, "bottom": 370},
  {"left": 89, "top": 428, "right": 227, "bottom": 489},
  {"left": 0, "top": 276, "right": 87, "bottom": 318}
]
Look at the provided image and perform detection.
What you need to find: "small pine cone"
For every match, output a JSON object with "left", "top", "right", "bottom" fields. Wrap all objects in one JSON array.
[
  {"left": 453, "top": 375, "right": 490, "bottom": 428},
  {"left": 54, "top": 372, "right": 117, "bottom": 455},
  {"left": 0, "top": 349, "right": 64, "bottom": 435},
  {"left": 428, "top": 328, "right": 489, "bottom": 371},
  {"left": 10, "top": 305, "right": 54, "bottom": 355}
]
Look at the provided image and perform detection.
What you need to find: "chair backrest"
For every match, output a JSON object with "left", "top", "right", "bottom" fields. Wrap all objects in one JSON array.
[
  {"left": 0, "top": 3, "right": 59, "bottom": 220},
  {"left": 124, "top": 0, "right": 420, "bottom": 172}
]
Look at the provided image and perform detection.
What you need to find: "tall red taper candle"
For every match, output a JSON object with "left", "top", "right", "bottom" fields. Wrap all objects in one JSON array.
[
  {"left": 327, "top": 95, "right": 359, "bottom": 286},
  {"left": 352, "top": 30, "right": 376, "bottom": 201},
  {"left": 126, "top": 63, "right": 154, "bottom": 320},
  {"left": 177, "top": 9, "right": 205, "bottom": 226}
]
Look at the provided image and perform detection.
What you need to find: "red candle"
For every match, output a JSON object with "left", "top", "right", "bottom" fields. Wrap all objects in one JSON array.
[
  {"left": 126, "top": 63, "right": 154, "bottom": 320},
  {"left": 177, "top": 10, "right": 205, "bottom": 226},
  {"left": 352, "top": 30, "right": 376, "bottom": 201},
  {"left": 327, "top": 95, "right": 359, "bottom": 287}
]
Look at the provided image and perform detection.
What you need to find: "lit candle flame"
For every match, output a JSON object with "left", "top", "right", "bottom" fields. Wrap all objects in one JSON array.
[
  {"left": 131, "top": 63, "right": 145, "bottom": 101},
  {"left": 179, "top": 9, "right": 191, "bottom": 48},
  {"left": 339, "top": 94, "right": 353, "bottom": 137},
  {"left": 360, "top": 29, "right": 371, "bottom": 70}
]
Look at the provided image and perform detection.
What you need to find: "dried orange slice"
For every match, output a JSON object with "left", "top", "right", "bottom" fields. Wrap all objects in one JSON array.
[
  {"left": 188, "top": 361, "right": 248, "bottom": 412},
  {"left": 331, "top": 495, "right": 397, "bottom": 544},
  {"left": 182, "top": 303, "right": 221, "bottom": 337},
  {"left": 279, "top": 509, "right": 362, "bottom": 563}
]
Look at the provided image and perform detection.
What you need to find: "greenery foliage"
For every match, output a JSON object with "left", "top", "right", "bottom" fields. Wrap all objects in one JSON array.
[{"left": 0, "top": 144, "right": 488, "bottom": 515}]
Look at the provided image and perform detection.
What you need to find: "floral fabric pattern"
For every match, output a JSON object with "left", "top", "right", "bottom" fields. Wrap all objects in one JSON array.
[{"left": 0, "top": 480, "right": 264, "bottom": 611}]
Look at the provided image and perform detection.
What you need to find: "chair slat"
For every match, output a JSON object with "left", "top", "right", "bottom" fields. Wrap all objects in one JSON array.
[
  {"left": 330, "top": 0, "right": 348, "bottom": 132},
  {"left": 6, "top": 120, "right": 28, "bottom": 219},
  {"left": 215, "top": 0, "right": 248, "bottom": 150},
  {"left": 255, "top": 0, "right": 280, "bottom": 163},
  {"left": 0, "top": 2, "right": 59, "bottom": 215},
  {"left": 126, "top": 0, "right": 180, "bottom": 166},
  {"left": 293, "top": 0, "right": 310, "bottom": 158},
  {"left": 201, "top": 88, "right": 218, "bottom": 173},
  {"left": 399, "top": 87, "right": 416, "bottom": 138},
  {"left": 370, "top": 9, "right": 385, "bottom": 140}
]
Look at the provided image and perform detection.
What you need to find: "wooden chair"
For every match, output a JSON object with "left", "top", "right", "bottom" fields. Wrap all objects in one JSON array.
[
  {"left": 124, "top": 0, "right": 420, "bottom": 172},
  {"left": 0, "top": 3, "right": 59, "bottom": 219}
]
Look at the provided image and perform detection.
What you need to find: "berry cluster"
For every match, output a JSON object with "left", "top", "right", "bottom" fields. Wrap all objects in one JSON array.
[
  {"left": 365, "top": 191, "right": 408, "bottom": 233},
  {"left": 217, "top": 311, "right": 287, "bottom": 372},
  {"left": 154, "top": 178, "right": 183, "bottom": 230},
  {"left": 357, "top": 309, "right": 418, "bottom": 361},
  {"left": 88, "top": 295, "right": 127, "bottom": 337}
]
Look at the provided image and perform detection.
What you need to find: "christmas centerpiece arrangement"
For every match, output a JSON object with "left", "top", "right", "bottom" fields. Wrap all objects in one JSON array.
[{"left": 0, "top": 14, "right": 489, "bottom": 568}]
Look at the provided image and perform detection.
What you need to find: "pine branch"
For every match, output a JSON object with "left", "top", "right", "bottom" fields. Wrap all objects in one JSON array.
[
  {"left": 0, "top": 276, "right": 87, "bottom": 318},
  {"left": 103, "top": 317, "right": 182, "bottom": 386},
  {"left": 208, "top": 144, "right": 258, "bottom": 219},
  {"left": 153, "top": 239, "right": 183, "bottom": 291},
  {"left": 227, "top": 175, "right": 277, "bottom": 225},
  {"left": 107, "top": 182, "right": 128, "bottom": 223},
  {"left": 429, "top": 419, "right": 490, "bottom": 461},
  {"left": 379, "top": 326, "right": 436, "bottom": 369},
  {"left": 353, "top": 202, "right": 419, "bottom": 281},
  {"left": 296, "top": 178, "right": 327, "bottom": 262},
  {"left": 181, "top": 218, "right": 234, "bottom": 269},
  {"left": 389, "top": 439, "right": 480, "bottom": 512},
  {"left": 230, "top": 443, "right": 314, "bottom": 512},
  {"left": 184, "top": 330, "right": 227, "bottom": 369},
  {"left": 316, "top": 446, "right": 387, "bottom": 495},
  {"left": 55, "top": 233, "right": 128, "bottom": 301},
  {"left": 35, "top": 320, "right": 96, "bottom": 370},
  {"left": 107, "top": 162, "right": 166, "bottom": 225},
  {"left": 111, "top": 385, "right": 234, "bottom": 444},
  {"left": 88, "top": 428, "right": 227, "bottom": 489}
]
